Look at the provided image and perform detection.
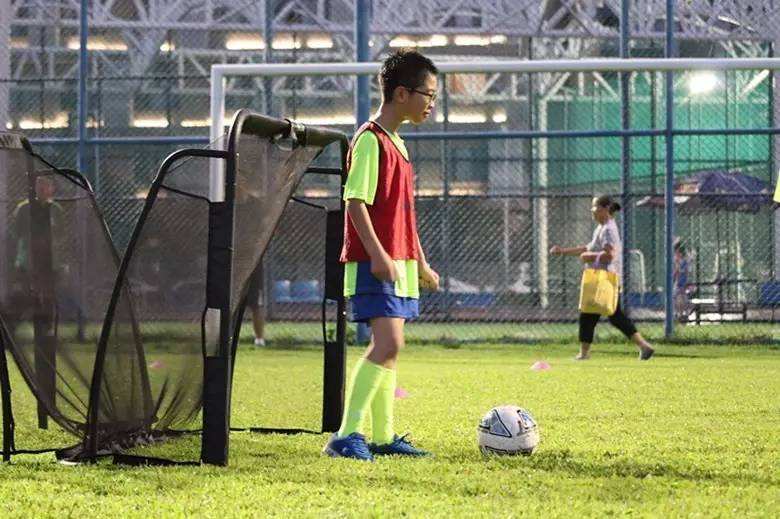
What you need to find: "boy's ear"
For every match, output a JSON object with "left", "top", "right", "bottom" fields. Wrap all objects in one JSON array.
[{"left": 391, "top": 85, "right": 409, "bottom": 104}]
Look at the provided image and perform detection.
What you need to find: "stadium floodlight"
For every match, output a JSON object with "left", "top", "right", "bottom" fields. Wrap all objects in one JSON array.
[{"left": 688, "top": 71, "right": 718, "bottom": 95}]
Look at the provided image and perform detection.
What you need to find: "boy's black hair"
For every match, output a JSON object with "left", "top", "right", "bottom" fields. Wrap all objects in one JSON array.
[{"left": 379, "top": 49, "right": 438, "bottom": 102}]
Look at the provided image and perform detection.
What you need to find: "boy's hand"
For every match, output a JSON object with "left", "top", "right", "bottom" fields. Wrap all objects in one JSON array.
[
  {"left": 371, "top": 251, "right": 397, "bottom": 282},
  {"left": 550, "top": 245, "right": 562, "bottom": 256},
  {"left": 419, "top": 263, "right": 440, "bottom": 291}
]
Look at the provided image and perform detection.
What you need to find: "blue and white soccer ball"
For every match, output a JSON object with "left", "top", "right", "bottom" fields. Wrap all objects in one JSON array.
[{"left": 477, "top": 405, "right": 540, "bottom": 456}]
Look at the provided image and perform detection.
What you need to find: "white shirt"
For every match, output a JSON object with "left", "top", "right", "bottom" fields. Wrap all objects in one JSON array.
[{"left": 586, "top": 218, "right": 622, "bottom": 282}]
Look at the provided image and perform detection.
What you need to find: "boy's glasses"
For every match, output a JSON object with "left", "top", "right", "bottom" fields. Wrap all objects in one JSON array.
[{"left": 404, "top": 87, "right": 437, "bottom": 103}]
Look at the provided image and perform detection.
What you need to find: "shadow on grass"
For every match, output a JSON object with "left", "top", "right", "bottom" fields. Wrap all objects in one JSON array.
[
  {"left": 236, "top": 341, "right": 322, "bottom": 351},
  {"left": 600, "top": 350, "right": 719, "bottom": 360},
  {"left": 8, "top": 444, "right": 775, "bottom": 495},
  {"left": 486, "top": 448, "right": 775, "bottom": 486},
  {"left": 409, "top": 335, "right": 779, "bottom": 348}
]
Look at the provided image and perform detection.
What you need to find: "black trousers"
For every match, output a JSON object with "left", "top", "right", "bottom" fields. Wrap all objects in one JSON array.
[{"left": 579, "top": 300, "right": 637, "bottom": 343}]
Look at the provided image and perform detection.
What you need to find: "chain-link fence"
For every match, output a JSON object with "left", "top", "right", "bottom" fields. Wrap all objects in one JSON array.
[
  {"left": 1, "top": 1, "right": 778, "bottom": 345},
  {"left": 258, "top": 66, "right": 779, "bottom": 345}
]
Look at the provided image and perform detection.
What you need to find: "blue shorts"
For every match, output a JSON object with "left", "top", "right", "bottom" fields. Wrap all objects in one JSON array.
[{"left": 350, "top": 293, "right": 419, "bottom": 323}]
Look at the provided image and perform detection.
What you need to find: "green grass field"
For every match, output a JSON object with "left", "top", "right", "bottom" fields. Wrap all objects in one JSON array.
[{"left": 2, "top": 339, "right": 779, "bottom": 517}]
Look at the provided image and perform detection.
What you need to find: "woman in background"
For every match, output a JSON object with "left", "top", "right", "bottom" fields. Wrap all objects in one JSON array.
[{"left": 550, "top": 195, "right": 655, "bottom": 361}]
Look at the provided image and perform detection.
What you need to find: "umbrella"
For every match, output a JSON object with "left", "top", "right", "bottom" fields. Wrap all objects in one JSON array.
[{"left": 636, "top": 170, "right": 773, "bottom": 213}]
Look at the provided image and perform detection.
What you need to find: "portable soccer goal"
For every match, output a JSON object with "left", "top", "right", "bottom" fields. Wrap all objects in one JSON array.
[{"left": 0, "top": 111, "right": 349, "bottom": 466}]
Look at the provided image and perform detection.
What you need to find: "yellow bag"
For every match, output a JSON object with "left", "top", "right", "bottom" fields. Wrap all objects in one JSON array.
[
  {"left": 774, "top": 175, "right": 780, "bottom": 203},
  {"left": 579, "top": 268, "right": 619, "bottom": 316}
]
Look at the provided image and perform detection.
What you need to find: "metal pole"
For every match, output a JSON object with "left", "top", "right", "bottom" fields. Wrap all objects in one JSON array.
[
  {"left": 78, "top": 0, "right": 88, "bottom": 175},
  {"left": 620, "top": 0, "right": 632, "bottom": 306},
  {"left": 354, "top": 0, "right": 372, "bottom": 343},
  {"left": 31, "top": 125, "right": 780, "bottom": 147},
  {"left": 650, "top": 47, "right": 658, "bottom": 294},
  {"left": 441, "top": 75, "right": 451, "bottom": 316},
  {"left": 212, "top": 58, "right": 780, "bottom": 77},
  {"left": 527, "top": 38, "right": 538, "bottom": 308},
  {"left": 355, "top": 0, "right": 371, "bottom": 125},
  {"left": 664, "top": 0, "right": 676, "bottom": 338},
  {"left": 537, "top": 94, "right": 549, "bottom": 308},
  {"left": 770, "top": 43, "right": 780, "bottom": 281},
  {"left": 264, "top": 0, "right": 274, "bottom": 115},
  {"left": 0, "top": 0, "right": 9, "bottom": 314},
  {"left": 0, "top": 0, "right": 9, "bottom": 130}
]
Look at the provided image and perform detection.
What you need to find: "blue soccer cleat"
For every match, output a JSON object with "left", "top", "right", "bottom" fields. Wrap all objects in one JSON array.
[
  {"left": 369, "top": 434, "right": 431, "bottom": 457},
  {"left": 322, "top": 432, "right": 374, "bottom": 461}
]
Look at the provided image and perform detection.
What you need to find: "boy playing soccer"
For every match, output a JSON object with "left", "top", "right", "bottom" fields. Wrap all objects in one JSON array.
[{"left": 322, "top": 49, "right": 440, "bottom": 461}]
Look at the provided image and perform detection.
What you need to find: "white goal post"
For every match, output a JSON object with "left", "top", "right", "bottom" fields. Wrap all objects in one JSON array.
[{"left": 210, "top": 57, "right": 780, "bottom": 153}]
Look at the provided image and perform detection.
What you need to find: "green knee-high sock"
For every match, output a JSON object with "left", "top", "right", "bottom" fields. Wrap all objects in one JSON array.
[
  {"left": 370, "top": 367, "right": 397, "bottom": 445},
  {"left": 337, "top": 358, "right": 388, "bottom": 437}
]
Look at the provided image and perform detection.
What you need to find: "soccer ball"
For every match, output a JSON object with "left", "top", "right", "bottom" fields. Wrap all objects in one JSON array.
[{"left": 477, "top": 405, "right": 540, "bottom": 456}]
